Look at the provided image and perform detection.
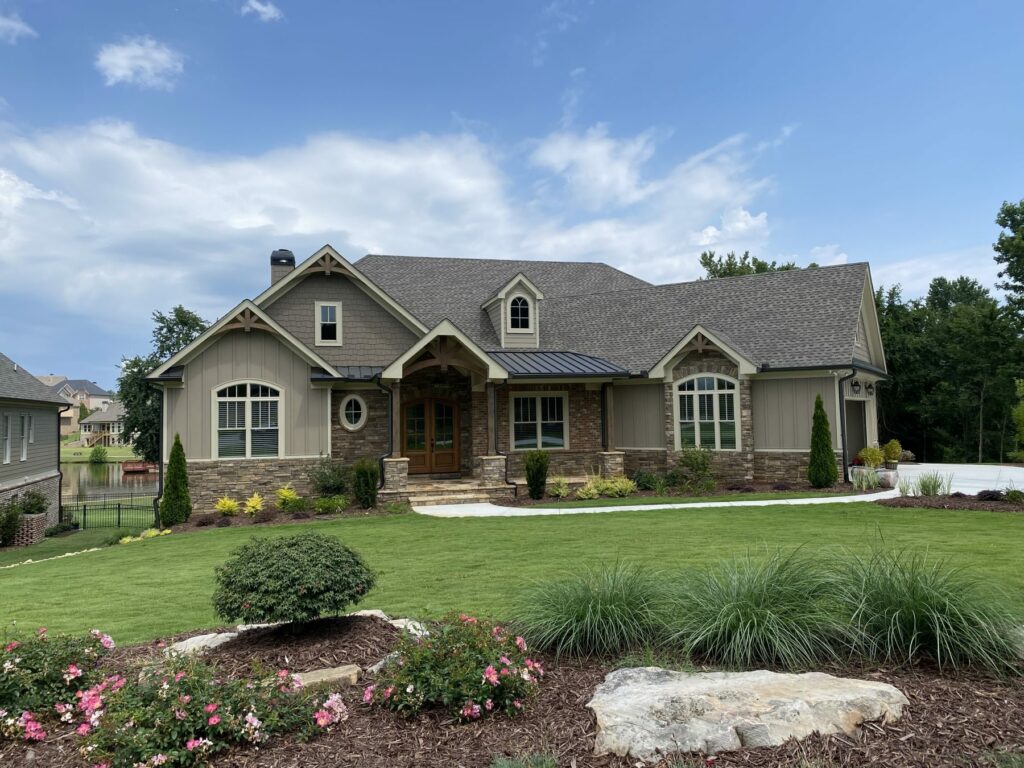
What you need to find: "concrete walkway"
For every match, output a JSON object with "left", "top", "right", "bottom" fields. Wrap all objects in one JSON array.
[
  {"left": 413, "top": 489, "right": 899, "bottom": 518},
  {"left": 896, "top": 462, "right": 1024, "bottom": 494}
]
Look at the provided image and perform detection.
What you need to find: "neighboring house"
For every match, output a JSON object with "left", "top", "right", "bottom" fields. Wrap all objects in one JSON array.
[
  {"left": 37, "top": 375, "right": 113, "bottom": 413},
  {"left": 1, "top": 353, "right": 66, "bottom": 537},
  {"left": 146, "top": 246, "right": 886, "bottom": 507},
  {"left": 79, "top": 401, "right": 128, "bottom": 447}
]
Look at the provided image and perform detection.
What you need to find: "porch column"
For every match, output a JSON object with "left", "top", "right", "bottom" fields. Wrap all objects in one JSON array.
[
  {"left": 604, "top": 383, "right": 615, "bottom": 450},
  {"left": 390, "top": 381, "right": 401, "bottom": 458},
  {"left": 486, "top": 381, "right": 497, "bottom": 455}
]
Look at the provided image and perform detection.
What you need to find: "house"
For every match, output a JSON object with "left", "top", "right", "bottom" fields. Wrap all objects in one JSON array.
[
  {"left": 79, "top": 401, "right": 128, "bottom": 447},
  {"left": 37, "top": 376, "right": 113, "bottom": 413},
  {"left": 146, "top": 246, "right": 886, "bottom": 508},
  {"left": 1, "top": 352, "right": 67, "bottom": 542}
]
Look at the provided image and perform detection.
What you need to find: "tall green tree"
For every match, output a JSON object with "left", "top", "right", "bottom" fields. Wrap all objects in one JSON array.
[
  {"left": 118, "top": 306, "right": 208, "bottom": 462},
  {"left": 808, "top": 394, "right": 838, "bottom": 488},
  {"left": 699, "top": 250, "right": 807, "bottom": 279},
  {"left": 994, "top": 199, "right": 1024, "bottom": 322},
  {"left": 159, "top": 433, "right": 192, "bottom": 525}
]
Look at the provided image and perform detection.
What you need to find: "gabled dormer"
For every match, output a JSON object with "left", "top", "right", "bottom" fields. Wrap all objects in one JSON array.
[{"left": 480, "top": 273, "right": 545, "bottom": 349}]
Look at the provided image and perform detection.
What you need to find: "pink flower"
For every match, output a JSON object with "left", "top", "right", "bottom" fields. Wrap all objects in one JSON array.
[
  {"left": 64, "top": 664, "right": 83, "bottom": 683},
  {"left": 499, "top": 655, "right": 511, "bottom": 665},
  {"left": 500, "top": 667, "right": 510, "bottom": 676},
  {"left": 483, "top": 665, "right": 499, "bottom": 686},
  {"left": 485, "top": 699, "right": 494, "bottom": 711},
  {"left": 207, "top": 715, "right": 221, "bottom": 726},
  {"left": 460, "top": 702, "right": 482, "bottom": 719},
  {"left": 174, "top": 671, "right": 186, "bottom": 682},
  {"left": 513, "top": 699, "right": 522, "bottom": 710},
  {"left": 314, "top": 709, "right": 333, "bottom": 728},
  {"left": 276, "top": 669, "right": 290, "bottom": 678},
  {"left": 383, "top": 686, "right": 394, "bottom": 700},
  {"left": 4, "top": 641, "right": 18, "bottom": 652},
  {"left": 186, "top": 739, "right": 200, "bottom": 751},
  {"left": 458, "top": 613, "right": 478, "bottom": 624},
  {"left": 36, "top": 627, "right": 47, "bottom": 637},
  {"left": 76, "top": 722, "right": 92, "bottom": 736},
  {"left": 515, "top": 636, "right": 527, "bottom": 652},
  {"left": 203, "top": 703, "right": 218, "bottom": 714},
  {"left": 362, "top": 685, "right": 376, "bottom": 704},
  {"left": 179, "top": 694, "right": 191, "bottom": 705},
  {"left": 151, "top": 756, "right": 168, "bottom": 766},
  {"left": 174, "top": 709, "right": 186, "bottom": 720},
  {"left": 491, "top": 625, "right": 503, "bottom": 637}
]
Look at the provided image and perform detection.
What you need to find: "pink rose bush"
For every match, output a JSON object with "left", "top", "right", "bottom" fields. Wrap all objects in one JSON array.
[{"left": 364, "top": 613, "right": 542, "bottom": 721}]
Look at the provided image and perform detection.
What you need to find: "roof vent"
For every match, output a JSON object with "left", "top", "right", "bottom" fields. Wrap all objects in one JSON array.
[{"left": 270, "top": 249, "right": 296, "bottom": 284}]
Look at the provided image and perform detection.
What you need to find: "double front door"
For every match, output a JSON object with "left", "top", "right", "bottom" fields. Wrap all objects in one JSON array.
[{"left": 402, "top": 398, "right": 460, "bottom": 474}]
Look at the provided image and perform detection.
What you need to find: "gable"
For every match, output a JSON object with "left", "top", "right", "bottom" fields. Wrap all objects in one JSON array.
[
  {"left": 262, "top": 273, "right": 419, "bottom": 367},
  {"left": 853, "top": 273, "right": 886, "bottom": 371}
]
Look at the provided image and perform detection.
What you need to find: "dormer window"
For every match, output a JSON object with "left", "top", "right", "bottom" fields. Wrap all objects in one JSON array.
[
  {"left": 509, "top": 295, "right": 531, "bottom": 333},
  {"left": 315, "top": 301, "right": 343, "bottom": 346}
]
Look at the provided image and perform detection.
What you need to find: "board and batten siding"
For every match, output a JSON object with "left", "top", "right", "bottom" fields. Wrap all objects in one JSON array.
[
  {"left": 502, "top": 295, "right": 539, "bottom": 349},
  {"left": 751, "top": 377, "right": 839, "bottom": 451},
  {"left": 262, "top": 273, "right": 418, "bottom": 367},
  {"left": 611, "top": 383, "right": 664, "bottom": 449},
  {"left": 0, "top": 400, "right": 60, "bottom": 489},
  {"left": 164, "top": 330, "right": 330, "bottom": 461}
]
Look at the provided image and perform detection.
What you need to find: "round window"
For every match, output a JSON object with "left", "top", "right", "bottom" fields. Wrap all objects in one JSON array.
[{"left": 339, "top": 394, "right": 367, "bottom": 431}]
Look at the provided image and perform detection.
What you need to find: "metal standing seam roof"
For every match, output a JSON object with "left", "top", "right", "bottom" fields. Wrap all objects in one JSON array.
[
  {"left": 489, "top": 351, "right": 628, "bottom": 377},
  {"left": 310, "top": 366, "right": 384, "bottom": 382}
]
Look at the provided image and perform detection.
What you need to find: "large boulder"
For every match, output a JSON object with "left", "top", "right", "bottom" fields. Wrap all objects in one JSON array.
[{"left": 588, "top": 667, "right": 908, "bottom": 762}]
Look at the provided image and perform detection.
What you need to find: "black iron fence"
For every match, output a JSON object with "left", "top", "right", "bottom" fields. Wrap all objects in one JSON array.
[{"left": 61, "top": 492, "right": 158, "bottom": 530}]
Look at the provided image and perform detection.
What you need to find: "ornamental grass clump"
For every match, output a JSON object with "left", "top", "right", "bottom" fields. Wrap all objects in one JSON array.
[
  {"left": 666, "top": 550, "right": 850, "bottom": 669},
  {"left": 834, "top": 548, "right": 1021, "bottom": 674},
  {"left": 365, "top": 613, "right": 541, "bottom": 721},
  {"left": 511, "top": 563, "right": 668, "bottom": 658},
  {"left": 212, "top": 532, "right": 376, "bottom": 625}
]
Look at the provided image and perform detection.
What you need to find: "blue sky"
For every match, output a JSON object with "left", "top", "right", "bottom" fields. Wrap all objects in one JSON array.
[{"left": 1, "top": 1, "right": 1021, "bottom": 389}]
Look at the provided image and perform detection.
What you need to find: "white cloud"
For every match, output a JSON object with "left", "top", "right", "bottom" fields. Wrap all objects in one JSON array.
[
  {"left": 872, "top": 246, "right": 1001, "bottom": 299},
  {"left": 95, "top": 36, "right": 184, "bottom": 90},
  {"left": 809, "top": 243, "right": 848, "bottom": 266},
  {"left": 241, "top": 0, "right": 283, "bottom": 22},
  {"left": 0, "top": 120, "right": 775, "bottom": 328},
  {"left": 532, "top": 0, "right": 584, "bottom": 66},
  {"left": 0, "top": 12, "right": 37, "bottom": 44}
]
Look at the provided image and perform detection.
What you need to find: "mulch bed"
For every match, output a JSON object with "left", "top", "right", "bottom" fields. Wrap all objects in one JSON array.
[
  {"left": 4, "top": 616, "right": 1022, "bottom": 768},
  {"left": 878, "top": 494, "right": 1024, "bottom": 514},
  {"left": 174, "top": 505, "right": 404, "bottom": 533}
]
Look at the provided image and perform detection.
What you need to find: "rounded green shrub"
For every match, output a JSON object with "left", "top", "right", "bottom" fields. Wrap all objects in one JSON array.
[
  {"left": 88, "top": 445, "right": 108, "bottom": 464},
  {"left": 511, "top": 563, "right": 668, "bottom": 657},
  {"left": 667, "top": 550, "right": 849, "bottom": 669},
  {"left": 835, "top": 548, "right": 1021, "bottom": 674},
  {"left": 212, "top": 532, "right": 376, "bottom": 624}
]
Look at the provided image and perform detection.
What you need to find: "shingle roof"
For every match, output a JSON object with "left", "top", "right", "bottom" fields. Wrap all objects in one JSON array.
[
  {"left": 80, "top": 401, "right": 125, "bottom": 424},
  {"left": 63, "top": 379, "right": 112, "bottom": 397},
  {"left": 0, "top": 353, "right": 71, "bottom": 405},
  {"left": 355, "top": 255, "right": 651, "bottom": 348},
  {"left": 489, "top": 351, "right": 628, "bottom": 378},
  {"left": 355, "top": 256, "right": 870, "bottom": 374}
]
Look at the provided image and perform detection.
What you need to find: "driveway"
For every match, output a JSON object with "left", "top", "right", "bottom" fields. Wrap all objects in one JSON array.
[{"left": 896, "top": 462, "right": 1024, "bottom": 494}]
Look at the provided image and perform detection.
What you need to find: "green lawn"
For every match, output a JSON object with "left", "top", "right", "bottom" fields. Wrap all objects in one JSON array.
[
  {"left": 547, "top": 490, "right": 835, "bottom": 508},
  {"left": 1, "top": 502, "right": 1022, "bottom": 644},
  {"left": 60, "top": 444, "right": 141, "bottom": 462},
  {"left": 0, "top": 529, "right": 116, "bottom": 567}
]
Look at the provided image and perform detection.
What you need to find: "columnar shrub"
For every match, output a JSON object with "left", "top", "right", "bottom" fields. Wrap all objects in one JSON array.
[
  {"left": 212, "top": 532, "right": 376, "bottom": 624},
  {"left": 0, "top": 499, "right": 22, "bottom": 547},
  {"left": 352, "top": 458, "right": 379, "bottom": 509},
  {"left": 511, "top": 563, "right": 667, "bottom": 657},
  {"left": 307, "top": 455, "right": 351, "bottom": 497},
  {"left": 366, "top": 614, "right": 541, "bottom": 720},
  {"left": 524, "top": 450, "right": 550, "bottom": 500},
  {"left": 160, "top": 433, "right": 192, "bottom": 526},
  {"left": 807, "top": 394, "right": 838, "bottom": 488}
]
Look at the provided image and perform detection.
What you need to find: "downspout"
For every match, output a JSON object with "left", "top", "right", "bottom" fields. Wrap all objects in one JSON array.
[
  {"left": 57, "top": 403, "right": 70, "bottom": 524},
  {"left": 373, "top": 380, "right": 393, "bottom": 490},
  {"left": 837, "top": 369, "right": 856, "bottom": 483}
]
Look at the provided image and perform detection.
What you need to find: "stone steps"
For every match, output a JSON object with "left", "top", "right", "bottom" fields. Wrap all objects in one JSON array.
[{"left": 407, "top": 484, "right": 516, "bottom": 506}]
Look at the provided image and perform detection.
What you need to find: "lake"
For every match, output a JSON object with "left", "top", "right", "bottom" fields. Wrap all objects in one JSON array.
[{"left": 61, "top": 462, "right": 159, "bottom": 500}]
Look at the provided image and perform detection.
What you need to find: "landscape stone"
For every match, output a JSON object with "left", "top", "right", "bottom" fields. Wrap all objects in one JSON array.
[
  {"left": 166, "top": 632, "right": 238, "bottom": 656},
  {"left": 295, "top": 664, "right": 361, "bottom": 687},
  {"left": 587, "top": 667, "right": 908, "bottom": 762}
]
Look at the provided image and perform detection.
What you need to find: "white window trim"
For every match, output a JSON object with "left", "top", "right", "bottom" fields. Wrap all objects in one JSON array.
[
  {"left": 314, "top": 300, "right": 343, "bottom": 347},
  {"left": 339, "top": 393, "right": 368, "bottom": 432},
  {"left": 672, "top": 374, "right": 741, "bottom": 452},
  {"left": 210, "top": 381, "right": 285, "bottom": 460},
  {"left": 28, "top": 415, "right": 34, "bottom": 444},
  {"left": 508, "top": 391, "right": 569, "bottom": 451},
  {"left": 507, "top": 294, "right": 534, "bottom": 334},
  {"left": 19, "top": 414, "right": 27, "bottom": 461},
  {"left": 2, "top": 415, "right": 10, "bottom": 464}
]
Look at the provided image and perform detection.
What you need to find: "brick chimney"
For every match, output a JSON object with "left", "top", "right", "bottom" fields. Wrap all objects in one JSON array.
[{"left": 270, "top": 249, "right": 295, "bottom": 284}]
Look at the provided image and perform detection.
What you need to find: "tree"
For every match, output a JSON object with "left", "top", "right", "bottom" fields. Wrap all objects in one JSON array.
[
  {"left": 118, "top": 306, "right": 208, "bottom": 462},
  {"left": 159, "top": 433, "right": 192, "bottom": 525},
  {"left": 808, "top": 394, "right": 838, "bottom": 488},
  {"left": 78, "top": 402, "right": 90, "bottom": 423},
  {"left": 994, "top": 199, "right": 1024, "bottom": 322},
  {"left": 699, "top": 250, "right": 804, "bottom": 279}
]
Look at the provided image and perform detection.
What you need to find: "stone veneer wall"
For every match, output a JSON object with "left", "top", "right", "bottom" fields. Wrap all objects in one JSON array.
[
  {"left": 181, "top": 458, "right": 320, "bottom": 514},
  {"left": 496, "top": 383, "right": 605, "bottom": 477},
  {"left": 331, "top": 389, "right": 389, "bottom": 464},
  {"left": 0, "top": 472, "right": 60, "bottom": 531},
  {"left": 664, "top": 352, "right": 754, "bottom": 484},
  {"left": 753, "top": 451, "right": 844, "bottom": 484},
  {"left": 400, "top": 369, "right": 474, "bottom": 474}
]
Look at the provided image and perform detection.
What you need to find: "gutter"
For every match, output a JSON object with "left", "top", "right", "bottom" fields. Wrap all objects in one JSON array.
[
  {"left": 600, "top": 382, "right": 609, "bottom": 450},
  {"left": 758, "top": 361, "right": 888, "bottom": 379},
  {"left": 153, "top": 387, "right": 164, "bottom": 527}
]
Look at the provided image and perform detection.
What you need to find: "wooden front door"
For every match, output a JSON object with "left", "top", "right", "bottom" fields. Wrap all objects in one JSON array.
[{"left": 401, "top": 398, "right": 460, "bottom": 475}]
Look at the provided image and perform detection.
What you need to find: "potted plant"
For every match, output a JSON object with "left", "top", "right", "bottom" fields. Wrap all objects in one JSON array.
[{"left": 882, "top": 439, "right": 902, "bottom": 470}]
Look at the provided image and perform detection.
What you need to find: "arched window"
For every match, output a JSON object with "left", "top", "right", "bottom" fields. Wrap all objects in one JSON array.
[
  {"left": 676, "top": 375, "right": 738, "bottom": 450},
  {"left": 339, "top": 394, "right": 368, "bottom": 431},
  {"left": 215, "top": 382, "right": 281, "bottom": 459},
  {"left": 509, "top": 295, "right": 531, "bottom": 331}
]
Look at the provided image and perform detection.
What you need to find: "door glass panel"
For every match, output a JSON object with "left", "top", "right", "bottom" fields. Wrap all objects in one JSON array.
[
  {"left": 434, "top": 402, "right": 454, "bottom": 449},
  {"left": 405, "top": 403, "right": 426, "bottom": 451}
]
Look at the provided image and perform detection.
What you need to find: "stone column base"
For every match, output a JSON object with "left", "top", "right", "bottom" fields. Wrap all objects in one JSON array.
[
  {"left": 599, "top": 451, "right": 625, "bottom": 477},
  {"left": 475, "top": 455, "right": 507, "bottom": 485},
  {"left": 382, "top": 458, "right": 409, "bottom": 492}
]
